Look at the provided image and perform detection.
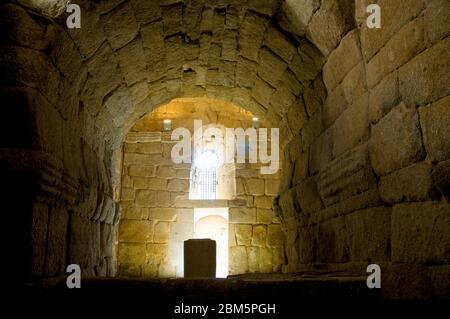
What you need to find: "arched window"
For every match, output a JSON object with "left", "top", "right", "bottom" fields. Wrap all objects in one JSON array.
[{"left": 189, "top": 151, "right": 219, "bottom": 200}]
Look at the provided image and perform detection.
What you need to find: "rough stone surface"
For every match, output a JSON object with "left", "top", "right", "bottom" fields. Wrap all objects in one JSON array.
[
  {"left": 380, "top": 162, "right": 437, "bottom": 204},
  {"left": 370, "top": 103, "right": 425, "bottom": 176},
  {"left": 419, "top": 95, "right": 450, "bottom": 162},
  {"left": 392, "top": 202, "right": 450, "bottom": 264}
]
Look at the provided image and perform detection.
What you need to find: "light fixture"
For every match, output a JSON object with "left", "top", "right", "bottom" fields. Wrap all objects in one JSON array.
[
  {"left": 252, "top": 117, "right": 259, "bottom": 129},
  {"left": 163, "top": 119, "right": 172, "bottom": 131}
]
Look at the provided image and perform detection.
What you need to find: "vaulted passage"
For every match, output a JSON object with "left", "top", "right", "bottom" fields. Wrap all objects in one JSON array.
[{"left": 1, "top": 0, "right": 449, "bottom": 303}]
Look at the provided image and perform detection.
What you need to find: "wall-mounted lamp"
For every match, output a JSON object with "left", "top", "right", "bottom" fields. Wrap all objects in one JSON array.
[
  {"left": 252, "top": 117, "right": 259, "bottom": 129},
  {"left": 163, "top": 119, "right": 172, "bottom": 131}
]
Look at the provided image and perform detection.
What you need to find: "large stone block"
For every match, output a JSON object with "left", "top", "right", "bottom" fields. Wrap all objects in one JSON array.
[
  {"left": 392, "top": 202, "right": 450, "bottom": 263},
  {"left": 369, "top": 103, "right": 425, "bottom": 176},
  {"left": 255, "top": 196, "right": 273, "bottom": 209},
  {"left": 153, "top": 222, "right": 170, "bottom": 244},
  {"left": 259, "top": 247, "right": 273, "bottom": 272},
  {"left": 419, "top": 95, "right": 450, "bottom": 162},
  {"left": 332, "top": 93, "right": 369, "bottom": 158},
  {"left": 247, "top": 247, "right": 259, "bottom": 272},
  {"left": 267, "top": 224, "right": 283, "bottom": 247},
  {"left": 245, "top": 178, "right": 265, "bottom": 196},
  {"left": 424, "top": 0, "right": 450, "bottom": 46},
  {"left": 238, "top": 12, "right": 268, "bottom": 61},
  {"left": 128, "top": 165, "right": 155, "bottom": 177},
  {"left": 135, "top": 190, "right": 156, "bottom": 207},
  {"left": 306, "top": 0, "right": 354, "bottom": 56},
  {"left": 235, "top": 224, "right": 252, "bottom": 246},
  {"left": 380, "top": 162, "right": 437, "bottom": 204},
  {"left": 162, "top": 3, "right": 182, "bottom": 36},
  {"left": 316, "top": 215, "right": 348, "bottom": 263},
  {"left": 399, "top": 37, "right": 450, "bottom": 106},
  {"left": 102, "top": 2, "right": 139, "bottom": 50},
  {"left": 130, "top": 0, "right": 161, "bottom": 24},
  {"left": 147, "top": 208, "right": 177, "bottom": 222},
  {"left": 318, "top": 143, "right": 377, "bottom": 207},
  {"left": 295, "top": 177, "right": 323, "bottom": 214},
  {"left": 368, "top": 70, "right": 400, "bottom": 124},
  {"left": 256, "top": 208, "right": 273, "bottom": 224},
  {"left": 252, "top": 225, "right": 267, "bottom": 247},
  {"left": 119, "top": 220, "right": 153, "bottom": 243},
  {"left": 257, "top": 48, "right": 288, "bottom": 87},
  {"left": 323, "top": 30, "right": 362, "bottom": 92},
  {"left": 367, "top": 16, "right": 425, "bottom": 88},
  {"left": 118, "top": 243, "right": 147, "bottom": 265},
  {"left": 345, "top": 207, "right": 391, "bottom": 261},
  {"left": 264, "top": 26, "right": 297, "bottom": 62},
  {"left": 360, "top": 0, "right": 425, "bottom": 61},
  {"left": 230, "top": 207, "right": 257, "bottom": 224},
  {"left": 229, "top": 246, "right": 248, "bottom": 274},
  {"left": 248, "top": 0, "right": 279, "bottom": 17}
]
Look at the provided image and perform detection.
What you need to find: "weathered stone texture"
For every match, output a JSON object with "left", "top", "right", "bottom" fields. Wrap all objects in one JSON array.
[
  {"left": 419, "top": 95, "right": 450, "bottom": 162},
  {"left": 392, "top": 202, "right": 450, "bottom": 264},
  {"left": 370, "top": 103, "right": 425, "bottom": 176}
]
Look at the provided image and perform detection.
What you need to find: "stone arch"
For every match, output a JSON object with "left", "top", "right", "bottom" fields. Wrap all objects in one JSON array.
[{"left": 3, "top": 0, "right": 449, "bottom": 298}]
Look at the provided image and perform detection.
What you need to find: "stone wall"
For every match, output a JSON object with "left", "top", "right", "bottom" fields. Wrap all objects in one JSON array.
[
  {"left": 1, "top": 0, "right": 448, "bottom": 298},
  {"left": 277, "top": 0, "right": 450, "bottom": 298},
  {"left": 118, "top": 99, "right": 283, "bottom": 277}
]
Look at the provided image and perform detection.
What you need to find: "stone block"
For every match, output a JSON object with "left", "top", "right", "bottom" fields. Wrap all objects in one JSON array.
[
  {"left": 246, "top": 178, "right": 265, "bottom": 196},
  {"left": 256, "top": 208, "right": 273, "bottom": 224},
  {"left": 392, "top": 202, "right": 450, "bottom": 263},
  {"left": 318, "top": 143, "right": 377, "bottom": 206},
  {"left": 229, "top": 207, "right": 257, "bottom": 224},
  {"left": 252, "top": 225, "right": 267, "bottom": 247},
  {"left": 367, "top": 17, "right": 425, "bottom": 88},
  {"left": 332, "top": 93, "right": 369, "bottom": 158},
  {"left": 380, "top": 162, "right": 437, "bottom": 204},
  {"left": 259, "top": 247, "right": 273, "bottom": 272},
  {"left": 369, "top": 70, "right": 400, "bottom": 124},
  {"left": 295, "top": 177, "right": 323, "bottom": 214},
  {"left": 265, "top": 179, "right": 280, "bottom": 196},
  {"left": 306, "top": 0, "right": 354, "bottom": 56},
  {"left": 316, "top": 215, "right": 347, "bottom": 263},
  {"left": 130, "top": 0, "right": 161, "bottom": 24},
  {"left": 229, "top": 246, "right": 248, "bottom": 274},
  {"left": 235, "top": 224, "right": 252, "bottom": 246},
  {"left": 360, "top": 0, "right": 425, "bottom": 61},
  {"left": 119, "top": 220, "right": 153, "bottom": 243},
  {"left": 247, "top": 247, "right": 259, "bottom": 272},
  {"left": 128, "top": 165, "right": 155, "bottom": 177},
  {"left": 118, "top": 243, "right": 147, "bottom": 265},
  {"left": 255, "top": 196, "right": 273, "bottom": 209},
  {"left": 147, "top": 208, "right": 177, "bottom": 222},
  {"left": 264, "top": 26, "right": 296, "bottom": 62},
  {"left": 102, "top": 2, "right": 139, "bottom": 50},
  {"left": 248, "top": 0, "right": 279, "bottom": 16},
  {"left": 419, "top": 95, "right": 450, "bottom": 162},
  {"left": 293, "top": 151, "right": 309, "bottom": 185},
  {"left": 257, "top": 48, "right": 288, "bottom": 87},
  {"left": 424, "top": 0, "right": 450, "bottom": 46},
  {"left": 369, "top": 103, "right": 425, "bottom": 176},
  {"left": 135, "top": 190, "right": 157, "bottom": 207},
  {"left": 238, "top": 12, "right": 268, "bottom": 61},
  {"left": 345, "top": 207, "right": 391, "bottom": 261},
  {"left": 267, "top": 224, "right": 283, "bottom": 247},
  {"left": 153, "top": 222, "right": 170, "bottom": 244},
  {"left": 167, "top": 179, "right": 189, "bottom": 192},
  {"left": 399, "top": 37, "right": 450, "bottom": 106},
  {"left": 323, "top": 30, "right": 362, "bottom": 92},
  {"left": 162, "top": 3, "right": 182, "bottom": 36}
]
